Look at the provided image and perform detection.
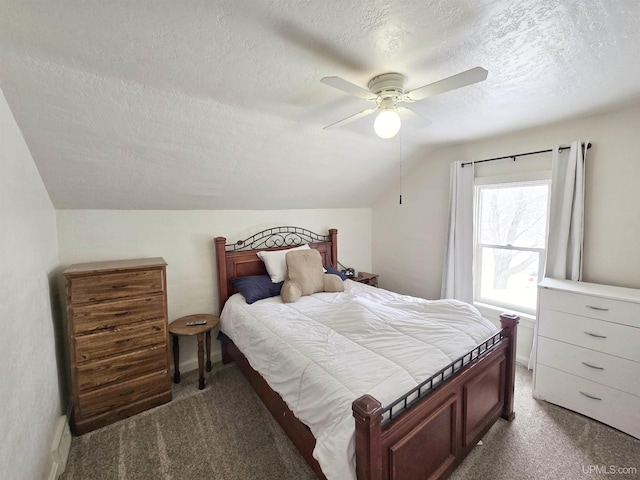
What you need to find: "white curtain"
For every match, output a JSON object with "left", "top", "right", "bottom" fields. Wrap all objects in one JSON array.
[
  {"left": 529, "top": 140, "right": 587, "bottom": 369},
  {"left": 441, "top": 160, "right": 475, "bottom": 304},
  {"left": 545, "top": 140, "right": 587, "bottom": 280}
]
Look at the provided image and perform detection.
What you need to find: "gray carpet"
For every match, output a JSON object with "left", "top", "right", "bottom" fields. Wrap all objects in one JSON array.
[
  {"left": 450, "top": 365, "right": 640, "bottom": 480},
  {"left": 61, "top": 364, "right": 640, "bottom": 480},
  {"left": 60, "top": 363, "right": 315, "bottom": 480}
]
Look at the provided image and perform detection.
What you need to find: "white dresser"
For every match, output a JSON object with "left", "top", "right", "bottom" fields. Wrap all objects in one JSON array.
[{"left": 533, "top": 278, "right": 640, "bottom": 439}]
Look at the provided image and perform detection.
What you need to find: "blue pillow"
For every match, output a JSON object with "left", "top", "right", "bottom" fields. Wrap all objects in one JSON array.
[
  {"left": 231, "top": 275, "right": 284, "bottom": 304},
  {"left": 324, "top": 265, "right": 348, "bottom": 281}
]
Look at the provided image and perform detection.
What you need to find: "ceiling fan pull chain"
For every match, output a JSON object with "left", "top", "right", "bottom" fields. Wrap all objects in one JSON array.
[{"left": 399, "top": 134, "right": 403, "bottom": 205}]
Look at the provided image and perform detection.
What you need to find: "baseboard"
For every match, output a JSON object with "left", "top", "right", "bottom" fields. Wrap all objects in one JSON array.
[
  {"left": 516, "top": 353, "right": 531, "bottom": 368},
  {"left": 48, "top": 415, "right": 72, "bottom": 479},
  {"left": 179, "top": 351, "right": 223, "bottom": 374}
]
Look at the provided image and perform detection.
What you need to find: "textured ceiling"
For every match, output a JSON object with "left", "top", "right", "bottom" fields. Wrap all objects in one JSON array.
[{"left": 1, "top": 0, "right": 640, "bottom": 209}]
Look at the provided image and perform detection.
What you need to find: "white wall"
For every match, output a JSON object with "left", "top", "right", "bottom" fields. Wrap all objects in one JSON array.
[
  {"left": 0, "top": 88, "right": 62, "bottom": 479},
  {"left": 373, "top": 102, "right": 640, "bottom": 364},
  {"left": 56, "top": 209, "right": 371, "bottom": 371}
]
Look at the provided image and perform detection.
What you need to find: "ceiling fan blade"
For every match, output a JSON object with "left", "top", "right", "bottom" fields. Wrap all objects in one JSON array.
[
  {"left": 398, "top": 106, "right": 432, "bottom": 128},
  {"left": 320, "top": 76, "right": 375, "bottom": 100},
  {"left": 323, "top": 107, "right": 377, "bottom": 130},
  {"left": 405, "top": 67, "right": 488, "bottom": 102}
]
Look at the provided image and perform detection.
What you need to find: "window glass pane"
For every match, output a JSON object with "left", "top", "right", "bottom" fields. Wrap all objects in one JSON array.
[
  {"left": 478, "top": 184, "right": 548, "bottom": 248},
  {"left": 478, "top": 246, "right": 539, "bottom": 310}
]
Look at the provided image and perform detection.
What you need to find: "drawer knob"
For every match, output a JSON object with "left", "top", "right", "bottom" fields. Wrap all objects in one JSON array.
[
  {"left": 581, "top": 361, "right": 604, "bottom": 370},
  {"left": 584, "top": 331, "right": 607, "bottom": 339},
  {"left": 579, "top": 391, "right": 602, "bottom": 401},
  {"left": 111, "top": 284, "right": 129, "bottom": 289},
  {"left": 586, "top": 305, "right": 609, "bottom": 311}
]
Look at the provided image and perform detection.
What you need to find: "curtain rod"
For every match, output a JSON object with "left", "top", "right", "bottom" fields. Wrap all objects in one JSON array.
[{"left": 460, "top": 142, "right": 592, "bottom": 168}]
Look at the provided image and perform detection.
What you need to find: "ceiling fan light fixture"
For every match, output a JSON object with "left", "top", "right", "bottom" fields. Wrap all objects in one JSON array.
[
  {"left": 374, "top": 109, "right": 401, "bottom": 139},
  {"left": 322, "top": 67, "right": 487, "bottom": 136}
]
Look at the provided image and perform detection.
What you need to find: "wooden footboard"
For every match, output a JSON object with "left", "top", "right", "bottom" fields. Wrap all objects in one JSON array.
[{"left": 353, "top": 313, "right": 519, "bottom": 480}]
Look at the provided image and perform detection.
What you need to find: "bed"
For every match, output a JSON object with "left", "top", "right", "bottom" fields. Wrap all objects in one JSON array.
[{"left": 214, "top": 226, "right": 519, "bottom": 480}]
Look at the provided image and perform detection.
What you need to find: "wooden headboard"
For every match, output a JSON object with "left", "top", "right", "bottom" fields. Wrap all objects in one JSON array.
[{"left": 214, "top": 226, "right": 338, "bottom": 310}]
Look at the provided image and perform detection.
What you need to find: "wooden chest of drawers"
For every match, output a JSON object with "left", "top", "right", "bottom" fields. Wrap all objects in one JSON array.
[
  {"left": 64, "top": 258, "right": 172, "bottom": 434},
  {"left": 533, "top": 278, "right": 640, "bottom": 439}
]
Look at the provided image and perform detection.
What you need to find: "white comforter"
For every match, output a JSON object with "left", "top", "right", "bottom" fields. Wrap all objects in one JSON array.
[{"left": 220, "top": 280, "right": 498, "bottom": 480}]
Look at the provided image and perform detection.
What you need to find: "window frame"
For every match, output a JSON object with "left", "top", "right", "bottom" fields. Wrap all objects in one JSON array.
[{"left": 473, "top": 171, "right": 551, "bottom": 316}]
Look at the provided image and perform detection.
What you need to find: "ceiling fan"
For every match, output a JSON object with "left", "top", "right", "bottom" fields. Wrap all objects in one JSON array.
[{"left": 320, "top": 67, "right": 488, "bottom": 139}]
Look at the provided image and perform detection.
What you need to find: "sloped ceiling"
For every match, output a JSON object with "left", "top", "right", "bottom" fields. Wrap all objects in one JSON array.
[{"left": 1, "top": 1, "right": 640, "bottom": 209}]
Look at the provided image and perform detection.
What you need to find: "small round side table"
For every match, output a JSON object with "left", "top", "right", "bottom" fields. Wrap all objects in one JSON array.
[{"left": 168, "top": 314, "right": 219, "bottom": 390}]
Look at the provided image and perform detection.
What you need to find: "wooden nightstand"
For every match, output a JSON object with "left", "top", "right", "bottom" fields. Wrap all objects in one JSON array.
[
  {"left": 352, "top": 272, "right": 379, "bottom": 287},
  {"left": 169, "top": 314, "right": 219, "bottom": 390}
]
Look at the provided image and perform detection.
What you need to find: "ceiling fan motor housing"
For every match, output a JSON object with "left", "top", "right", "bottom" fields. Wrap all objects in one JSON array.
[{"left": 368, "top": 72, "right": 406, "bottom": 98}]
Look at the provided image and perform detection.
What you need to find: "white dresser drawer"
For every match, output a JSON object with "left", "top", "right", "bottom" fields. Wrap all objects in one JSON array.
[
  {"left": 539, "top": 287, "right": 640, "bottom": 328},
  {"left": 535, "top": 364, "right": 640, "bottom": 439},
  {"left": 538, "top": 309, "right": 640, "bottom": 362},
  {"left": 536, "top": 336, "right": 640, "bottom": 396}
]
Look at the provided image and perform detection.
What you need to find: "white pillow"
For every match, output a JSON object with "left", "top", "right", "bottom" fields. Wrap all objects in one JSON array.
[{"left": 257, "top": 244, "right": 310, "bottom": 283}]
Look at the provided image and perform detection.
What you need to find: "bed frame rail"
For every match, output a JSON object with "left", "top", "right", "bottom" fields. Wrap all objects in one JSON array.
[
  {"left": 222, "top": 226, "right": 334, "bottom": 252},
  {"left": 383, "top": 330, "right": 504, "bottom": 425}
]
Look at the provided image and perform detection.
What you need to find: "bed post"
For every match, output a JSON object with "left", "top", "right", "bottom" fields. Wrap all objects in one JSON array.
[
  {"left": 352, "top": 394, "right": 383, "bottom": 480},
  {"left": 329, "top": 228, "right": 338, "bottom": 268},
  {"left": 214, "top": 236, "right": 228, "bottom": 308},
  {"left": 499, "top": 313, "right": 519, "bottom": 422}
]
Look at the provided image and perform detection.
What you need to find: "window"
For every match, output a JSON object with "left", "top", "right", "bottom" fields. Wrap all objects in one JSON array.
[{"left": 474, "top": 175, "right": 550, "bottom": 314}]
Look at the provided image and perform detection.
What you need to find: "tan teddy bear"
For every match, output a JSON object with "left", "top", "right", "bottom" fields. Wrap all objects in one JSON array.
[{"left": 281, "top": 249, "right": 344, "bottom": 303}]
